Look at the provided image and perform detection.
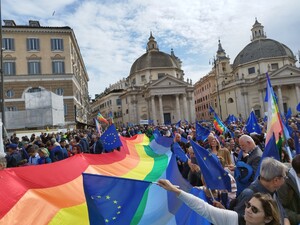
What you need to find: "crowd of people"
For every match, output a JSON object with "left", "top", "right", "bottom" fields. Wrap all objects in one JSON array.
[{"left": 0, "top": 117, "right": 300, "bottom": 225}]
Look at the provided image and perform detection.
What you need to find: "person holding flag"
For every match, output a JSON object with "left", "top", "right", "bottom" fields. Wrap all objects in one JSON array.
[{"left": 158, "top": 179, "right": 281, "bottom": 225}]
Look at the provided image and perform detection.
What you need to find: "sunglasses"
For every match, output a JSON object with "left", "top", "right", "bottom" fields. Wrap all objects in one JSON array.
[{"left": 245, "top": 202, "right": 260, "bottom": 214}]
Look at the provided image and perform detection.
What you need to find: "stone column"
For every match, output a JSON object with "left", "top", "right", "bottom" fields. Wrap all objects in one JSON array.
[
  {"left": 183, "top": 94, "right": 188, "bottom": 121},
  {"left": 242, "top": 91, "right": 249, "bottom": 118},
  {"left": 175, "top": 94, "right": 180, "bottom": 121},
  {"left": 295, "top": 84, "right": 300, "bottom": 103},
  {"left": 259, "top": 90, "right": 265, "bottom": 117},
  {"left": 277, "top": 86, "right": 284, "bottom": 113},
  {"left": 188, "top": 93, "right": 194, "bottom": 122},
  {"left": 151, "top": 96, "right": 157, "bottom": 125},
  {"left": 158, "top": 95, "right": 164, "bottom": 125}
]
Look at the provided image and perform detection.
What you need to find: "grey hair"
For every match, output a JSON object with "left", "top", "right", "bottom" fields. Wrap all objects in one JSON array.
[{"left": 260, "top": 157, "right": 287, "bottom": 181}]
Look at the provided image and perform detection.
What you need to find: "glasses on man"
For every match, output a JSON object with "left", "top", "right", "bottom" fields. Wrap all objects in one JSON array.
[
  {"left": 245, "top": 202, "right": 260, "bottom": 214},
  {"left": 277, "top": 174, "right": 288, "bottom": 179}
]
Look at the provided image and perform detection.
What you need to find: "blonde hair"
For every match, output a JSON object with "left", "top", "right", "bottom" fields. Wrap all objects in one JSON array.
[{"left": 39, "top": 148, "right": 49, "bottom": 157}]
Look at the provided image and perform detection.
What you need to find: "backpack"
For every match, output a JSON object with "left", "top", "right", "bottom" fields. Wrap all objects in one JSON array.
[{"left": 234, "top": 161, "right": 254, "bottom": 196}]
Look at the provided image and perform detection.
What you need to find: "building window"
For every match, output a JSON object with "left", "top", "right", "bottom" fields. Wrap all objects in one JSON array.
[
  {"left": 51, "top": 38, "right": 64, "bottom": 51},
  {"left": 28, "top": 87, "right": 42, "bottom": 93},
  {"left": 158, "top": 73, "right": 165, "bottom": 79},
  {"left": 271, "top": 63, "right": 278, "bottom": 70},
  {"left": 52, "top": 61, "right": 65, "bottom": 74},
  {"left": 141, "top": 75, "right": 146, "bottom": 82},
  {"left": 228, "top": 97, "right": 234, "bottom": 103},
  {"left": 64, "top": 104, "right": 68, "bottom": 116},
  {"left": 248, "top": 67, "right": 255, "bottom": 74},
  {"left": 116, "top": 99, "right": 121, "bottom": 105},
  {"left": 3, "top": 61, "right": 16, "bottom": 75},
  {"left": 6, "top": 90, "right": 14, "bottom": 98},
  {"left": 3, "top": 38, "right": 15, "bottom": 51},
  {"left": 6, "top": 106, "right": 17, "bottom": 111},
  {"left": 28, "top": 61, "right": 41, "bottom": 75},
  {"left": 132, "top": 78, "right": 136, "bottom": 85},
  {"left": 56, "top": 88, "right": 64, "bottom": 96},
  {"left": 27, "top": 38, "right": 40, "bottom": 51}
]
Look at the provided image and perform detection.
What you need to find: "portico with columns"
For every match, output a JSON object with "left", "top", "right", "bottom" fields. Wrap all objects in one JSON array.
[{"left": 144, "top": 74, "right": 195, "bottom": 125}]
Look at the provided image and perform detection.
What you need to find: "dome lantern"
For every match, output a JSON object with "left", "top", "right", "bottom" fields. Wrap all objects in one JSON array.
[{"left": 251, "top": 18, "right": 266, "bottom": 41}]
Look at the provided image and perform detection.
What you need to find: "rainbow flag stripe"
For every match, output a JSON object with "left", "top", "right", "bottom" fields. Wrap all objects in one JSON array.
[
  {"left": 0, "top": 135, "right": 156, "bottom": 224},
  {"left": 0, "top": 134, "right": 210, "bottom": 225}
]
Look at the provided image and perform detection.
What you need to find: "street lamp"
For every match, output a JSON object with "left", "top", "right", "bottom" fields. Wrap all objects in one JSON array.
[{"left": 210, "top": 56, "right": 222, "bottom": 119}]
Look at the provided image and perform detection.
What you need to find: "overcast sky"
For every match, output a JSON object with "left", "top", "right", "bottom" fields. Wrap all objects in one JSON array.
[{"left": 2, "top": 0, "right": 300, "bottom": 99}]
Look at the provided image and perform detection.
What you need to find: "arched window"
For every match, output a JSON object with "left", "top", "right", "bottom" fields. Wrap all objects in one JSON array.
[{"left": 228, "top": 97, "right": 234, "bottom": 103}]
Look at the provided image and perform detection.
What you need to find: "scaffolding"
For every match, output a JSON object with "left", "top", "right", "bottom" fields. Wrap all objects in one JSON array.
[{"left": 5, "top": 90, "right": 65, "bottom": 130}]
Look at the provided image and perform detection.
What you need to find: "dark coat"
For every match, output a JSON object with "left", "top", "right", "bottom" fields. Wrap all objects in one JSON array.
[{"left": 278, "top": 170, "right": 300, "bottom": 225}]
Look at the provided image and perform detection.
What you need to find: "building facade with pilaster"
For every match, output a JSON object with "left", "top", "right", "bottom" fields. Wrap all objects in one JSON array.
[
  {"left": 1, "top": 20, "right": 89, "bottom": 131},
  {"left": 121, "top": 33, "right": 195, "bottom": 126},
  {"left": 197, "top": 19, "right": 300, "bottom": 121},
  {"left": 91, "top": 33, "right": 195, "bottom": 126}
]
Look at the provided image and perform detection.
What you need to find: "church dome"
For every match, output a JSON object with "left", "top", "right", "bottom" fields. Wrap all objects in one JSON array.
[
  {"left": 233, "top": 38, "right": 295, "bottom": 68},
  {"left": 233, "top": 19, "right": 295, "bottom": 69},
  {"left": 129, "top": 33, "right": 181, "bottom": 75},
  {"left": 129, "top": 51, "right": 181, "bottom": 75}
]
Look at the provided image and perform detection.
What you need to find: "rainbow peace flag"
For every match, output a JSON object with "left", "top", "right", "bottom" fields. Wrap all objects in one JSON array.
[
  {"left": 97, "top": 112, "right": 109, "bottom": 124},
  {"left": 0, "top": 134, "right": 210, "bottom": 225},
  {"left": 265, "top": 73, "right": 283, "bottom": 144},
  {"left": 213, "top": 112, "right": 227, "bottom": 134}
]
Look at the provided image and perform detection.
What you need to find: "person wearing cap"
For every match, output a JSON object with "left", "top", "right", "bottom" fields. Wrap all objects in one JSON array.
[{"left": 5, "top": 143, "right": 23, "bottom": 167}]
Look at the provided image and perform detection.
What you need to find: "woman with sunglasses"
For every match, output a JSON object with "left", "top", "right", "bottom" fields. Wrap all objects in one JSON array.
[{"left": 157, "top": 179, "right": 280, "bottom": 225}]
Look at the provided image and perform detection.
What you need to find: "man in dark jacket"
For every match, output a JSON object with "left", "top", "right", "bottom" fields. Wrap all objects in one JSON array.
[
  {"left": 91, "top": 134, "right": 104, "bottom": 154},
  {"left": 278, "top": 154, "right": 300, "bottom": 225},
  {"left": 5, "top": 143, "right": 23, "bottom": 167}
]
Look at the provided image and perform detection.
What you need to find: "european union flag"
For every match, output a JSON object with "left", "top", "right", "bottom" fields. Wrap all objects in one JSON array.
[
  {"left": 83, "top": 173, "right": 151, "bottom": 225},
  {"left": 190, "top": 140, "right": 231, "bottom": 191},
  {"left": 172, "top": 142, "right": 189, "bottom": 163},
  {"left": 153, "top": 128, "right": 161, "bottom": 139},
  {"left": 225, "top": 114, "right": 238, "bottom": 124},
  {"left": 100, "top": 124, "right": 122, "bottom": 152},
  {"left": 293, "top": 131, "right": 300, "bottom": 155},
  {"left": 245, "top": 111, "right": 262, "bottom": 134},
  {"left": 209, "top": 105, "right": 215, "bottom": 114},
  {"left": 285, "top": 107, "right": 292, "bottom": 120},
  {"left": 254, "top": 133, "right": 279, "bottom": 179},
  {"left": 297, "top": 102, "right": 300, "bottom": 112},
  {"left": 175, "top": 120, "right": 181, "bottom": 129},
  {"left": 195, "top": 122, "right": 210, "bottom": 141},
  {"left": 180, "top": 136, "right": 188, "bottom": 144},
  {"left": 184, "top": 119, "right": 189, "bottom": 125}
]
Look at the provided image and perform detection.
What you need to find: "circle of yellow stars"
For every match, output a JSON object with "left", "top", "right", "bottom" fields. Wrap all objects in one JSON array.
[{"left": 91, "top": 194, "right": 122, "bottom": 223}]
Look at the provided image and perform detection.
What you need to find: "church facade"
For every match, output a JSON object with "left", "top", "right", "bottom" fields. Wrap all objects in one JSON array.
[
  {"left": 121, "top": 33, "right": 195, "bottom": 126},
  {"left": 196, "top": 19, "right": 300, "bottom": 121},
  {"left": 91, "top": 33, "right": 195, "bottom": 126}
]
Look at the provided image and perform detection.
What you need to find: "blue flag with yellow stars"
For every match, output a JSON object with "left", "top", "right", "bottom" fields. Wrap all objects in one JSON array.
[
  {"left": 83, "top": 173, "right": 151, "bottom": 225},
  {"left": 195, "top": 122, "right": 210, "bottom": 141},
  {"left": 100, "top": 124, "right": 122, "bottom": 152},
  {"left": 172, "top": 142, "right": 189, "bottom": 163},
  {"left": 254, "top": 133, "right": 279, "bottom": 179},
  {"left": 190, "top": 140, "right": 231, "bottom": 191},
  {"left": 245, "top": 110, "right": 262, "bottom": 134}
]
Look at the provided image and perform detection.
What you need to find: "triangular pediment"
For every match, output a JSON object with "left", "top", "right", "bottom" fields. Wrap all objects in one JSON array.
[
  {"left": 149, "top": 74, "right": 188, "bottom": 88},
  {"left": 269, "top": 65, "right": 300, "bottom": 79}
]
